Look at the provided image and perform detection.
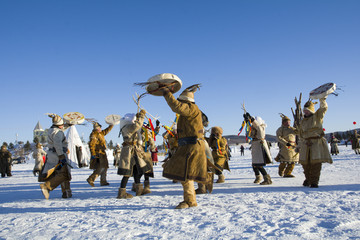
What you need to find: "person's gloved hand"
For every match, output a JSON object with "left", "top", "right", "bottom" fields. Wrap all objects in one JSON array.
[
  {"left": 137, "top": 109, "right": 146, "bottom": 118},
  {"left": 156, "top": 120, "right": 160, "bottom": 127},
  {"left": 161, "top": 87, "right": 170, "bottom": 96},
  {"left": 246, "top": 112, "right": 255, "bottom": 122},
  {"left": 57, "top": 155, "right": 67, "bottom": 170}
]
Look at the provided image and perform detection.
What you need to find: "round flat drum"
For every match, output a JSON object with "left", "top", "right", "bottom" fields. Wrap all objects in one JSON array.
[
  {"left": 146, "top": 73, "right": 182, "bottom": 96},
  {"left": 63, "top": 112, "right": 85, "bottom": 125},
  {"left": 105, "top": 114, "right": 121, "bottom": 125},
  {"left": 309, "top": 83, "right": 336, "bottom": 99}
]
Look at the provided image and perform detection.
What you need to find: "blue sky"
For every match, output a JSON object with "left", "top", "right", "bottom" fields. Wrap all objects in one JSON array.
[{"left": 0, "top": 0, "right": 359, "bottom": 145}]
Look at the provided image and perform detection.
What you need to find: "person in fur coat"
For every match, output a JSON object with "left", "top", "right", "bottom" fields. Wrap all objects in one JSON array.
[
  {"left": 244, "top": 113, "right": 273, "bottom": 185},
  {"left": 87, "top": 122, "right": 114, "bottom": 187},
  {"left": 206, "top": 126, "right": 230, "bottom": 183},
  {"left": 113, "top": 143, "right": 121, "bottom": 167},
  {"left": 117, "top": 110, "right": 152, "bottom": 199},
  {"left": 297, "top": 98, "right": 332, "bottom": 188},
  {"left": 161, "top": 84, "right": 208, "bottom": 209},
  {"left": 0, "top": 145, "right": 12, "bottom": 178},
  {"left": 329, "top": 133, "right": 340, "bottom": 156},
  {"left": 39, "top": 114, "right": 72, "bottom": 199},
  {"left": 349, "top": 130, "right": 360, "bottom": 154},
  {"left": 275, "top": 115, "right": 299, "bottom": 178}
]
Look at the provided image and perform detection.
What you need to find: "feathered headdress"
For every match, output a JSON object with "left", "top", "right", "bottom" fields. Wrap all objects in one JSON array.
[{"left": 84, "top": 118, "right": 101, "bottom": 129}]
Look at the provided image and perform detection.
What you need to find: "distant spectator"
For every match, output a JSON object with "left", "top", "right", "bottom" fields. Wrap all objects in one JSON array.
[
  {"left": 0, "top": 145, "right": 12, "bottom": 177},
  {"left": 240, "top": 145, "right": 245, "bottom": 156},
  {"left": 33, "top": 143, "right": 46, "bottom": 176},
  {"left": 348, "top": 130, "right": 360, "bottom": 154},
  {"left": 329, "top": 133, "right": 340, "bottom": 156}
]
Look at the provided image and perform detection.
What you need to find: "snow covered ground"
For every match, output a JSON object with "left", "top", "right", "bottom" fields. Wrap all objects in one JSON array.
[{"left": 0, "top": 145, "right": 359, "bottom": 240}]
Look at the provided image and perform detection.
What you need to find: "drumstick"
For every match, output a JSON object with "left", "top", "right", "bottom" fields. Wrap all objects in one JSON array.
[{"left": 132, "top": 94, "right": 159, "bottom": 120}]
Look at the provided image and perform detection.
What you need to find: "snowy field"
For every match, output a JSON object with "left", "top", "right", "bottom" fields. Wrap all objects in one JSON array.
[{"left": 0, "top": 145, "right": 359, "bottom": 240}]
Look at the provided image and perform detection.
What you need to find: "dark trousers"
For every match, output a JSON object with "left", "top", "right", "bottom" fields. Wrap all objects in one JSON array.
[
  {"left": 252, "top": 165, "right": 268, "bottom": 176},
  {"left": 120, "top": 167, "right": 142, "bottom": 188}
]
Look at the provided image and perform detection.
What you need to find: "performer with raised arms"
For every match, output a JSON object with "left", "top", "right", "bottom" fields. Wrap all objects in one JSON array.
[{"left": 297, "top": 83, "right": 335, "bottom": 188}]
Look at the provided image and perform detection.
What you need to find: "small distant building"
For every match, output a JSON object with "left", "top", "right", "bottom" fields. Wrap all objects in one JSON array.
[{"left": 33, "top": 121, "right": 48, "bottom": 143}]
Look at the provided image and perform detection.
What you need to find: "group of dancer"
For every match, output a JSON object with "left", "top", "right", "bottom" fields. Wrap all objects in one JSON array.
[{"left": 36, "top": 74, "right": 344, "bottom": 209}]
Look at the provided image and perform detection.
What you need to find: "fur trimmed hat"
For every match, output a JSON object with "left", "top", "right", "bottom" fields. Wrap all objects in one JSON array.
[
  {"left": 279, "top": 113, "right": 290, "bottom": 123},
  {"left": 93, "top": 122, "right": 102, "bottom": 129},
  {"left": 177, "top": 84, "right": 201, "bottom": 103},
  {"left": 47, "top": 113, "right": 64, "bottom": 126},
  {"left": 304, "top": 100, "right": 318, "bottom": 114},
  {"left": 211, "top": 126, "right": 223, "bottom": 136},
  {"left": 120, "top": 113, "right": 136, "bottom": 131},
  {"left": 255, "top": 116, "right": 267, "bottom": 128},
  {"left": 178, "top": 90, "right": 194, "bottom": 102}
]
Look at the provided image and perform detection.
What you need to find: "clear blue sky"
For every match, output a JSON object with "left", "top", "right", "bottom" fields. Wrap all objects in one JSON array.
[{"left": 1, "top": 0, "right": 359, "bottom": 145}]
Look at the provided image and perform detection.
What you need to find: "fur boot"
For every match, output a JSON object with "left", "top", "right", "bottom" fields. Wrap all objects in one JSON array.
[
  {"left": 205, "top": 172, "right": 214, "bottom": 193},
  {"left": 216, "top": 174, "right": 225, "bottom": 183},
  {"left": 195, "top": 183, "right": 207, "bottom": 194},
  {"left": 142, "top": 180, "right": 151, "bottom": 195},
  {"left": 260, "top": 175, "right": 272, "bottom": 185},
  {"left": 175, "top": 201, "right": 190, "bottom": 209},
  {"left": 135, "top": 183, "right": 143, "bottom": 196},
  {"left": 40, "top": 183, "right": 50, "bottom": 200},
  {"left": 117, "top": 188, "right": 133, "bottom": 199},
  {"left": 284, "top": 163, "right": 295, "bottom": 177},
  {"left": 254, "top": 175, "right": 262, "bottom": 184}
]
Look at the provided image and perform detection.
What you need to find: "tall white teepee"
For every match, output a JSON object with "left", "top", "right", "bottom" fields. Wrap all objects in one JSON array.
[{"left": 66, "top": 125, "right": 90, "bottom": 168}]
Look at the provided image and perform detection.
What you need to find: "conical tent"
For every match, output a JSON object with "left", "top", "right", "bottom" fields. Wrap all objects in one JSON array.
[{"left": 66, "top": 125, "right": 90, "bottom": 168}]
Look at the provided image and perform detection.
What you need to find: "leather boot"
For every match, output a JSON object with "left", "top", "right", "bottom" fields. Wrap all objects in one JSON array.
[
  {"left": 131, "top": 182, "right": 136, "bottom": 192},
  {"left": 62, "top": 190, "right": 72, "bottom": 198},
  {"left": 303, "top": 179, "right": 310, "bottom": 187},
  {"left": 86, "top": 178, "right": 95, "bottom": 187},
  {"left": 117, "top": 188, "right": 133, "bottom": 199},
  {"left": 254, "top": 175, "right": 262, "bottom": 184},
  {"left": 135, "top": 183, "right": 143, "bottom": 196},
  {"left": 216, "top": 174, "right": 225, "bottom": 183},
  {"left": 260, "top": 175, "right": 272, "bottom": 185},
  {"left": 142, "top": 180, "right": 151, "bottom": 195},
  {"left": 195, "top": 183, "right": 207, "bottom": 194}
]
